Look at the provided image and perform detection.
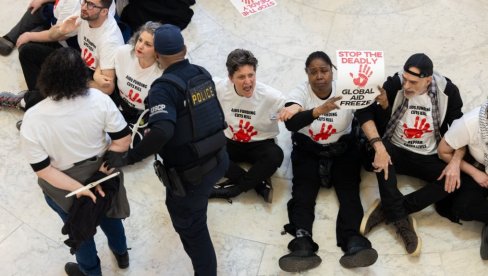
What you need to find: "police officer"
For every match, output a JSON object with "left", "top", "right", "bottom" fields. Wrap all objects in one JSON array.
[{"left": 104, "top": 24, "right": 229, "bottom": 276}]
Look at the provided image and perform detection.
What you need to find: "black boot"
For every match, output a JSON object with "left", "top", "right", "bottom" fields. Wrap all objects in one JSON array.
[
  {"left": 279, "top": 236, "right": 322, "bottom": 272},
  {"left": 64, "top": 262, "right": 86, "bottom": 276},
  {"left": 339, "top": 235, "right": 378, "bottom": 268},
  {"left": 111, "top": 249, "right": 130, "bottom": 269},
  {"left": 209, "top": 180, "right": 242, "bottom": 200},
  {"left": 254, "top": 179, "right": 273, "bottom": 203}
]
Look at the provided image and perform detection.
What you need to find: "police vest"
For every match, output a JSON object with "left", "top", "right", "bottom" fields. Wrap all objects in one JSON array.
[{"left": 159, "top": 65, "right": 227, "bottom": 168}]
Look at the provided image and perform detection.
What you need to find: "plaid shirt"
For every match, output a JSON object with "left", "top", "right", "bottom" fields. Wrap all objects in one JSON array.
[{"left": 383, "top": 78, "right": 442, "bottom": 144}]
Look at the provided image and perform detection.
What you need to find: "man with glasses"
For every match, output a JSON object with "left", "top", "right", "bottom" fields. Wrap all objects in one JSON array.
[{"left": 13, "top": 0, "right": 121, "bottom": 114}]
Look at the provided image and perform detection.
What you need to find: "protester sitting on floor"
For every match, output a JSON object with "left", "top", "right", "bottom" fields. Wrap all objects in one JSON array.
[
  {"left": 436, "top": 101, "right": 488, "bottom": 260},
  {"left": 108, "top": 21, "right": 163, "bottom": 147},
  {"left": 209, "top": 49, "right": 286, "bottom": 203},
  {"left": 356, "top": 53, "right": 464, "bottom": 256},
  {"left": 278, "top": 51, "right": 378, "bottom": 272}
]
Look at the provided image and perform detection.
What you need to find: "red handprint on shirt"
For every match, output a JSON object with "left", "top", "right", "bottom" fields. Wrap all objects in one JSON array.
[
  {"left": 242, "top": 0, "right": 254, "bottom": 4},
  {"left": 229, "top": 119, "right": 257, "bottom": 142},
  {"left": 82, "top": 48, "right": 95, "bottom": 68},
  {"left": 403, "top": 116, "right": 432, "bottom": 138},
  {"left": 349, "top": 64, "right": 373, "bottom": 87},
  {"left": 309, "top": 123, "right": 336, "bottom": 141},
  {"left": 128, "top": 89, "right": 142, "bottom": 103}
]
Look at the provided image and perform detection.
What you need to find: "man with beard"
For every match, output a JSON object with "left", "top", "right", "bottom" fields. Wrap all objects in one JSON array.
[
  {"left": 15, "top": 0, "right": 122, "bottom": 113},
  {"left": 355, "top": 53, "right": 464, "bottom": 256}
]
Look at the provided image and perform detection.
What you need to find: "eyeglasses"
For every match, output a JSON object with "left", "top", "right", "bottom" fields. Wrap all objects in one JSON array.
[{"left": 80, "top": 0, "right": 105, "bottom": 10}]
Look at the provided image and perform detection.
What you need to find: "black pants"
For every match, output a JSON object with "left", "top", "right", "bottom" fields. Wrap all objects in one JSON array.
[
  {"left": 378, "top": 140, "right": 449, "bottom": 222},
  {"left": 18, "top": 41, "right": 61, "bottom": 109},
  {"left": 437, "top": 173, "right": 488, "bottom": 223},
  {"left": 287, "top": 137, "right": 366, "bottom": 251},
  {"left": 165, "top": 150, "right": 228, "bottom": 276},
  {"left": 225, "top": 138, "right": 284, "bottom": 191},
  {"left": 4, "top": 6, "right": 51, "bottom": 43}
]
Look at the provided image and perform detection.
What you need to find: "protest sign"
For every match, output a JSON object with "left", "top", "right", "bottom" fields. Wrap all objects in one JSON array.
[
  {"left": 229, "top": 0, "right": 277, "bottom": 17},
  {"left": 336, "top": 50, "right": 385, "bottom": 109}
]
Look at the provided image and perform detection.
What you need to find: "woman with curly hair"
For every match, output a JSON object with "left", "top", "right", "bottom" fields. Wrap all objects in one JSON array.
[{"left": 20, "top": 47, "right": 132, "bottom": 276}]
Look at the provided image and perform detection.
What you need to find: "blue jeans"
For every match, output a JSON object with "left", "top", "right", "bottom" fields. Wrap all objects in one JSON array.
[{"left": 45, "top": 195, "right": 127, "bottom": 276}]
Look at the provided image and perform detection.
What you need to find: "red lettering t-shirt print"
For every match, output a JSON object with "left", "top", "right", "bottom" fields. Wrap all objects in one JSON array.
[
  {"left": 309, "top": 123, "right": 336, "bottom": 142},
  {"left": 402, "top": 116, "right": 432, "bottom": 138},
  {"left": 229, "top": 119, "right": 257, "bottom": 142}
]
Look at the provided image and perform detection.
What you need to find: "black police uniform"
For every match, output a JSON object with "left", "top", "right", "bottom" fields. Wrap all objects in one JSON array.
[{"left": 121, "top": 59, "right": 228, "bottom": 276}]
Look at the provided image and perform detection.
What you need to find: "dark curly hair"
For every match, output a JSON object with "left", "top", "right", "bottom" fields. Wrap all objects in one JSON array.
[
  {"left": 37, "top": 48, "right": 90, "bottom": 101},
  {"left": 225, "top": 49, "right": 258, "bottom": 77},
  {"left": 305, "top": 51, "right": 336, "bottom": 72}
]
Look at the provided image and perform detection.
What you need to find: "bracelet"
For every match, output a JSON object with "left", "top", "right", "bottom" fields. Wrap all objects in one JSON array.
[{"left": 369, "top": 137, "right": 382, "bottom": 146}]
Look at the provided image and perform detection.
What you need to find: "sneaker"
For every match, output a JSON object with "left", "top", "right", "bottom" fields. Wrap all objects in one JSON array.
[
  {"left": 255, "top": 179, "right": 273, "bottom": 203},
  {"left": 0, "top": 91, "right": 25, "bottom": 109},
  {"left": 339, "top": 236, "right": 378, "bottom": 268},
  {"left": 0, "top": 36, "right": 14, "bottom": 56},
  {"left": 111, "top": 249, "right": 130, "bottom": 269},
  {"left": 64, "top": 262, "right": 86, "bottom": 276},
  {"left": 279, "top": 236, "right": 322, "bottom": 272},
  {"left": 393, "top": 216, "right": 421, "bottom": 256},
  {"left": 209, "top": 179, "right": 242, "bottom": 199},
  {"left": 481, "top": 223, "right": 488, "bottom": 260},
  {"left": 360, "top": 199, "right": 385, "bottom": 235}
]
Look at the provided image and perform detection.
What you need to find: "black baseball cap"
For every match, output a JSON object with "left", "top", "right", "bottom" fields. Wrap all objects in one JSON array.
[{"left": 403, "top": 53, "right": 433, "bottom": 78}]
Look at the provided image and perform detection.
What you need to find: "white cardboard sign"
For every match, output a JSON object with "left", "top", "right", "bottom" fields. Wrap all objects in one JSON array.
[
  {"left": 229, "top": 0, "right": 277, "bottom": 17},
  {"left": 336, "top": 50, "right": 385, "bottom": 109}
]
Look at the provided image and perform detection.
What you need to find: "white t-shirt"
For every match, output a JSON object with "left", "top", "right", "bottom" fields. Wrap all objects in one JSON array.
[
  {"left": 391, "top": 93, "right": 437, "bottom": 155},
  {"left": 444, "top": 106, "right": 485, "bottom": 164},
  {"left": 215, "top": 78, "right": 285, "bottom": 142},
  {"left": 288, "top": 81, "right": 353, "bottom": 144},
  {"left": 53, "top": 0, "right": 80, "bottom": 23},
  {"left": 114, "top": 44, "right": 163, "bottom": 110},
  {"left": 20, "top": 88, "right": 127, "bottom": 171},
  {"left": 77, "top": 15, "right": 124, "bottom": 70}
]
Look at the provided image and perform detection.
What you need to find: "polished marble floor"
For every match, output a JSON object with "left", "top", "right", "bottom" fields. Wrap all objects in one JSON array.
[{"left": 1, "top": 0, "right": 488, "bottom": 275}]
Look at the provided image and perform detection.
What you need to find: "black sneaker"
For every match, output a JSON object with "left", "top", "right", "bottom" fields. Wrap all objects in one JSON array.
[
  {"left": 255, "top": 179, "right": 273, "bottom": 203},
  {"left": 279, "top": 236, "right": 322, "bottom": 272},
  {"left": 64, "top": 262, "right": 86, "bottom": 276},
  {"left": 393, "top": 216, "right": 421, "bottom": 256},
  {"left": 279, "top": 250, "right": 322, "bottom": 272},
  {"left": 0, "top": 37, "right": 14, "bottom": 56},
  {"left": 339, "top": 236, "right": 378, "bottom": 268},
  {"left": 111, "top": 249, "right": 130, "bottom": 269},
  {"left": 360, "top": 199, "right": 385, "bottom": 235},
  {"left": 481, "top": 223, "right": 488, "bottom": 260}
]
